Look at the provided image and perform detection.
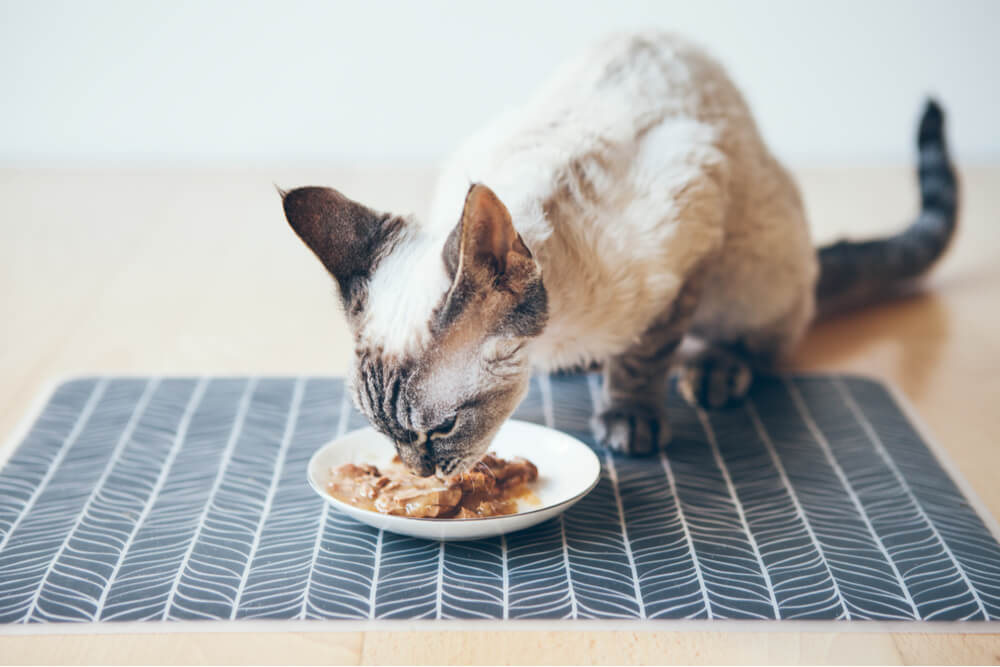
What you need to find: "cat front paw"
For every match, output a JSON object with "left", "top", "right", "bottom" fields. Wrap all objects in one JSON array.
[
  {"left": 677, "top": 347, "right": 753, "bottom": 409},
  {"left": 592, "top": 403, "right": 671, "bottom": 456}
]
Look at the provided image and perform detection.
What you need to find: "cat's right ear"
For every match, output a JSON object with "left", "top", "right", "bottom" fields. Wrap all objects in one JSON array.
[{"left": 280, "top": 186, "right": 402, "bottom": 306}]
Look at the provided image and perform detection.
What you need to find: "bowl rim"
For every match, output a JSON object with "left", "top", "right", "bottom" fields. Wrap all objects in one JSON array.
[{"left": 306, "top": 419, "right": 602, "bottom": 523}]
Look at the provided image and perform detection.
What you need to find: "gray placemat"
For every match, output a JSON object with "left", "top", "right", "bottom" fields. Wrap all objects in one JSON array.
[{"left": 1, "top": 373, "right": 998, "bottom": 625}]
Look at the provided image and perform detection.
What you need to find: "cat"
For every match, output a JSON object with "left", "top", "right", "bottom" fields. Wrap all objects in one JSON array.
[{"left": 280, "top": 32, "right": 957, "bottom": 476}]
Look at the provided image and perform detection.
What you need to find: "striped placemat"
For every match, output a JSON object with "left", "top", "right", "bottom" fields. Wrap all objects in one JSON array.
[{"left": 1, "top": 373, "right": 998, "bottom": 627}]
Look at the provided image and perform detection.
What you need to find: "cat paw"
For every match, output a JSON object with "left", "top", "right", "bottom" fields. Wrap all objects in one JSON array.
[
  {"left": 677, "top": 348, "right": 753, "bottom": 409},
  {"left": 592, "top": 404, "right": 671, "bottom": 455}
]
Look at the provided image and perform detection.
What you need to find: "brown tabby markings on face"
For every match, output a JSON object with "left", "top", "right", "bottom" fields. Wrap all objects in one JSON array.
[
  {"left": 360, "top": 186, "right": 547, "bottom": 475},
  {"left": 283, "top": 183, "right": 548, "bottom": 476}
]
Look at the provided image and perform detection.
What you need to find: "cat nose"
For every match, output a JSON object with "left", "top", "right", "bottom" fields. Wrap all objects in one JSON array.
[
  {"left": 409, "top": 458, "right": 435, "bottom": 477},
  {"left": 395, "top": 438, "right": 434, "bottom": 477}
]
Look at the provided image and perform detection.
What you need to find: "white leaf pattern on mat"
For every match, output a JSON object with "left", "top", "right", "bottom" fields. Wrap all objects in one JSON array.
[
  {"left": 98, "top": 379, "right": 247, "bottom": 620},
  {"left": 161, "top": 378, "right": 265, "bottom": 620},
  {"left": 796, "top": 377, "right": 990, "bottom": 620},
  {"left": 521, "top": 373, "right": 643, "bottom": 619},
  {"left": 750, "top": 376, "right": 919, "bottom": 619},
  {"left": 840, "top": 377, "right": 1000, "bottom": 620},
  {"left": 579, "top": 376, "right": 709, "bottom": 620},
  {"left": 696, "top": 409, "right": 781, "bottom": 619},
  {"left": 302, "top": 511, "right": 381, "bottom": 619},
  {"left": 300, "top": 385, "right": 382, "bottom": 620},
  {"left": 232, "top": 380, "right": 346, "bottom": 619},
  {"left": 166, "top": 379, "right": 305, "bottom": 620},
  {"left": 231, "top": 379, "right": 305, "bottom": 618},
  {"left": 582, "top": 375, "right": 645, "bottom": 618},
  {"left": 372, "top": 531, "right": 439, "bottom": 619},
  {"left": 2, "top": 373, "right": 1000, "bottom": 624},
  {"left": 500, "top": 377, "right": 573, "bottom": 619},
  {"left": 0, "top": 379, "right": 104, "bottom": 624},
  {"left": 656, "top": 452, "right": 712, "bottom": 618},
  {"left": 24, "top": 379, "right": 160, "bottom": 622},
  {"left": 709, "top": 401, "right": 851, "bottom": 619},
  {"left": 663, "top": 396, "right": 780, "bottom": 619},
  {"left": 505, "top": 516, "right": 574, "bottom": 619},
  {"left": 440, "top": 540, "right": 504, "bottom": 619},
  {"left": 0, "top": 379, "right": 134, "bottom": 623},
  {"left": 92, "top": 380, "right": 209, "bottom": 620},
  {"left": 784, "top": 378, "right": 921, "bottom": 619},
  {"left": 0, "top": 380, "right": 102, "bottom": 552},
  {"left": 0, "top": 380, "right": 108, "bottom": 558}
]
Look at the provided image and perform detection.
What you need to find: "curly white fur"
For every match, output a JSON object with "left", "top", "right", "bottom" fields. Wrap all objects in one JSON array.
[
  {"left": 287, "top": 30, "right": 955, "bottom": 466},
  {"left": 366, "top": 31, "right": 817, "bottom": 370}
]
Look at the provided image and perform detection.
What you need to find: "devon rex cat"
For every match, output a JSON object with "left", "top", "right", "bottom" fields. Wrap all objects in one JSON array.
[{"left": 280, "top": 32, "right": 957, "bottom": 476}]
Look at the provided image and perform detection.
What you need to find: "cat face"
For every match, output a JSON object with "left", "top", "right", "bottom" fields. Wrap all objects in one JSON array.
[{"left": 282, "top": 184, "right": 547, "bottom": 476}]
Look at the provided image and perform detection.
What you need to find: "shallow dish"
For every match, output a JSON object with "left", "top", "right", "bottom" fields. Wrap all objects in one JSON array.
[{"left": 307, "top": 419, "right": 601, "bottom": 541}]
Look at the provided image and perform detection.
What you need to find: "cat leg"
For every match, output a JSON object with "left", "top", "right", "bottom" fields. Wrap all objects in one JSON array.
[
  {"left": 679, "top": 297, "right": 812, "bottom": 409},
  {"left": 676, "top": 343, "right": 754, "bottom": 409},
  {"left": 592, "top": 278, "right": 702, "bottom": 455}
]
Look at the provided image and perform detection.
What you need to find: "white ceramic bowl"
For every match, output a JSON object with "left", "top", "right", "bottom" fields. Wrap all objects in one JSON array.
[{"left": 307, "top": 419, "right": 601, "bottom": 541}]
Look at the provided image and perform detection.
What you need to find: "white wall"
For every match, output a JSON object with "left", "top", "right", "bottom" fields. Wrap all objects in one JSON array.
[{"left": 2, "top": 0, "right": 998, "bottom": 165}]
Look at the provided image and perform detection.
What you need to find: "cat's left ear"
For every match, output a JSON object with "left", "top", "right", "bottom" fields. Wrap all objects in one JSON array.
[{"left": 443, "top": 183, "right": 535, "bottom": 290}]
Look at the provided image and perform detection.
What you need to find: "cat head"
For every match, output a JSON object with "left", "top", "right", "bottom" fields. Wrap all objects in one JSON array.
[{"left": 282, "top": 183, "right": 547, "bottom": 476}]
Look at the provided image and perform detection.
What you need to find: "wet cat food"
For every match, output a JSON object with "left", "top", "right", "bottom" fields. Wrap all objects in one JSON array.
[{"left": 327, "top": 453, "right": 538, "bottom": 518}]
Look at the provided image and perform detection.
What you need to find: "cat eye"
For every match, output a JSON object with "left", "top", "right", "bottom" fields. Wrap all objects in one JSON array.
[{"left": 428, "top": 415, "right": 458, "bottom": 440}]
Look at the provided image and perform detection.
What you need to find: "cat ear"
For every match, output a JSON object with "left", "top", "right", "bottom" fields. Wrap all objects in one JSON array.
[
  {"left": 281, "top": 186, "right": 401, "bottom": 304},
  {"left": 443, "top": 184, "right": 534, "bottom": 289},
  {"left": 440, "top": 184, "right": 548, "bottom": 336}
]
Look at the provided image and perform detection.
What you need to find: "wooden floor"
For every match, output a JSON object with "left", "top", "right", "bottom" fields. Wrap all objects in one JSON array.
[{"left": 1, "top": 165, "right": 998, "bottom": 664}]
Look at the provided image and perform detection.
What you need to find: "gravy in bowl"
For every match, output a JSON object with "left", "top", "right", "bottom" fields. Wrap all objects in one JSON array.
[{"left": 327, "top": 453, "right": 539, "bottom": 519}]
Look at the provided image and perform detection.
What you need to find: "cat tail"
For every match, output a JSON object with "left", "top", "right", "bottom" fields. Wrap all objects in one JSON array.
[{"left": 815, "top": 99, "right": 958, "bottom": 318}]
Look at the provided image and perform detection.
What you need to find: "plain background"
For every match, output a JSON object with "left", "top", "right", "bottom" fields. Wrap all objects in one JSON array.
[{"left": 2, "top": 0, "right": 998, "bottom": 167}]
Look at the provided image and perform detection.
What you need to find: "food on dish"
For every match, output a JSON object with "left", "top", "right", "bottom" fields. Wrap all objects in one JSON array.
[{"left": 327, "top": 453, "right": 538, "bottom": 519}]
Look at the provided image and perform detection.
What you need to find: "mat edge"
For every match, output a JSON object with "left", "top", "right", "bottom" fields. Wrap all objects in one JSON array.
[
  {"left": 0, "top": 376, "right": 68, "bottom": 469},
  {"left": 1, "top": 618, "right": 999, "bottom": 636},
  {"left": 883, "top": 381, "right": 1000, "bottom": 545}
]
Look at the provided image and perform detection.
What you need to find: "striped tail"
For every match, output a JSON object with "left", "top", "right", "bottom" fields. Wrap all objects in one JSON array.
[{"left": 815, "top": 100, "right": 958, "bottom": 317}]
